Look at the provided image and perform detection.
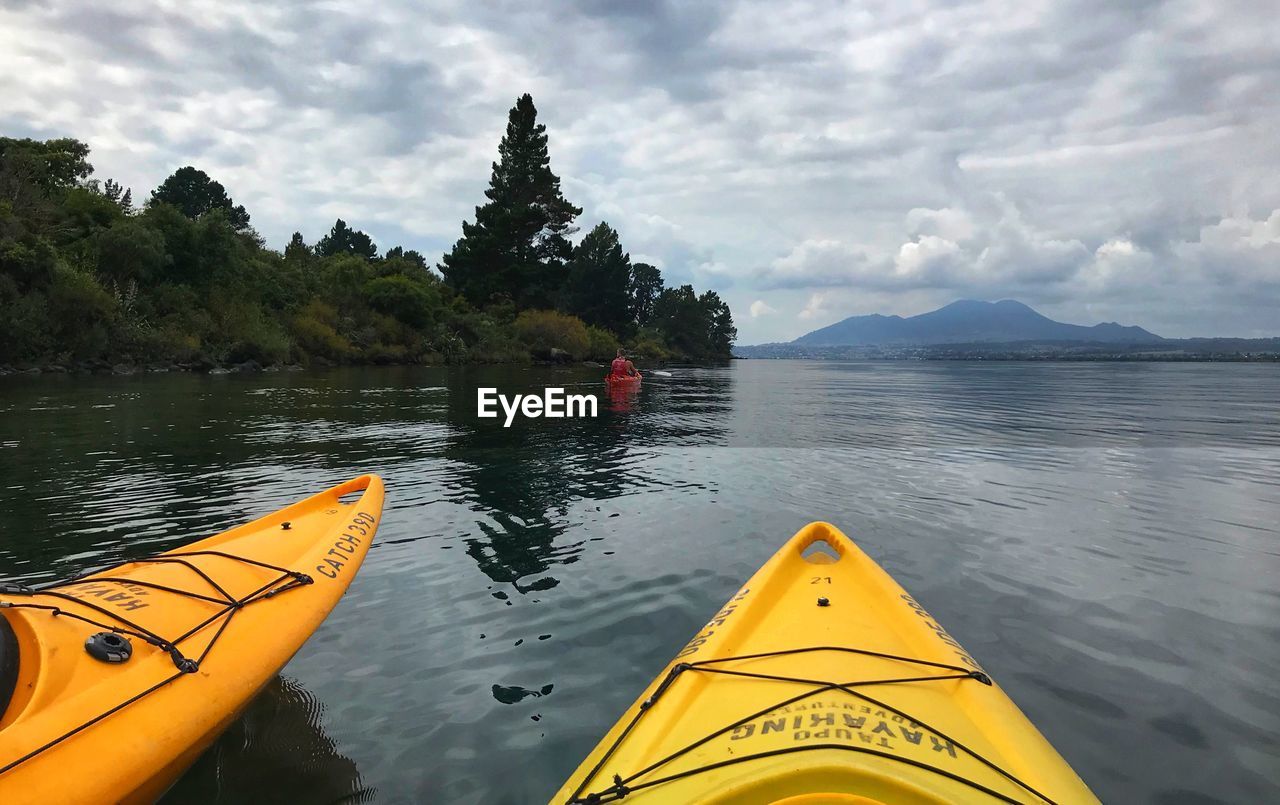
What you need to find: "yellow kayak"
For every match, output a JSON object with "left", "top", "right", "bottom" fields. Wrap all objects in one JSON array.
[
  {"left": 555, "top": 523, "right": 1099, "bottom": 804},
  {"left": 0, "top": 474, "right": 384, "bottom": 804}
]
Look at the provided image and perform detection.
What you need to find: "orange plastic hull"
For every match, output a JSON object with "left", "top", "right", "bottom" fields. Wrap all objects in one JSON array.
[{"left": 0, "top": 475, "right": 385, "bottom": 803}]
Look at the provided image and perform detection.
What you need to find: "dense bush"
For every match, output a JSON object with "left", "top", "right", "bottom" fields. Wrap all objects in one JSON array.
[
  {"left": 48, "top": 264, "right": 117, "bottom": 357},
  {"left": 364, "top": 275, "right": 439, "bottom": 328},
  {"left": 216, "top": 300, "right": 291, "bottom": 365},
  {"left": 514, "top": 309, "right": 590, "bottom": 359},
  {"left": 626, "top": 328, "right": 672, "bottom": 361},
  {"left": 585, "top": 325, "right": 620, "bottom": 361},
  {"left": 290, "top": 300, "right": 354, "bottom": 363}
]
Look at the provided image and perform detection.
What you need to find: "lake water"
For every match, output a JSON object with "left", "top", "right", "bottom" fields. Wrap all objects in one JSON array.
[{"left": 1, "top": 361, "right": 1278, "bottom": 804}]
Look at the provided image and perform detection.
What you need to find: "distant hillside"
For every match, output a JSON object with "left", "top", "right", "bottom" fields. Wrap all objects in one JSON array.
[
  {"left": 733, "top": 339, "right": 1280, "bottom": 361},
  {"left": 793, "top": 300, "right": 1163, "bottom": 346}
]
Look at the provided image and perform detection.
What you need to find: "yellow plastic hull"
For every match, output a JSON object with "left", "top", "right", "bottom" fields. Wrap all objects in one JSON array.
[
  {"left": 0, "top": 474, "right": 384, "bottom": 804},
  {"left": 554, "top": 523, "right": 1099, "bottom": 804}
]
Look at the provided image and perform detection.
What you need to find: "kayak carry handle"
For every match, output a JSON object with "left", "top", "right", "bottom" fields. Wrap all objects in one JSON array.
[
  {"left": 794, "top": 522, "right": 848, "bottom": 564},
  {"left": 330, "top": 474, "right": 381, "bottom": 500}
]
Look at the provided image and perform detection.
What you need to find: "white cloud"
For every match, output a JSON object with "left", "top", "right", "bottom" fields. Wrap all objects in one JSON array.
[
  {"left": 905, "top": 207, "right": 975, "bottom": 242},
  {"left": 1172, "top": 210, "right": 1280, "bottom": 288},
  {"left": 763, "top": 240, "right": 879, "bottom": 288},
  {"left": 1196, "top": 210, "right": 1280, "bottom": 252},
  {"left": 749, "top": 299, "right": 777, "bottom": 318},
  {"left": 893, "top": 235, "right": 961, "bottom": 281},
  {"left": 1, "top": 0, "right": 1277, "bottom": 339},
  {"left": 1075, "top": 238, "right": 1161, "bottom": 293},
  {"left": 757, "top": 197, "right": 1092, "bottom": 295},
  {"left": 798, "top": 293, "right": 829, "bottom": 321}
]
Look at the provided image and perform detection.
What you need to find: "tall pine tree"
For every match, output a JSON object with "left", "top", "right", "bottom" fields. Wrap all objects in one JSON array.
[
  {"left": 440, "top": 94, "right": 581, "bottom": 309},
  {"left": 565, "top": 222, "right": 633, "bottom": 334},
  {"left": 316, "top": 218, "right": 377, "bottom": 259},
  {"left": 285, "top": 231, "right": 309, "bottom": 259}
]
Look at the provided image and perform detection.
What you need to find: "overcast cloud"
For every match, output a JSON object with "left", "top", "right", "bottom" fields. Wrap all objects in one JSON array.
[{"left": 2, "top": 0, "right": 1277, "bottom": 340}]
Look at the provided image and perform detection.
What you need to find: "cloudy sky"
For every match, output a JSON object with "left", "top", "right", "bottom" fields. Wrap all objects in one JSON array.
[{"left": 2, "top": 0, "right": 1277, "bottom": 341}]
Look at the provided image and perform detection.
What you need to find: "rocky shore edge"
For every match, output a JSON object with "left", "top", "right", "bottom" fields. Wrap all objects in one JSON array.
[{"left": 0, "top": 359, "right": 303, "bottom": 377}]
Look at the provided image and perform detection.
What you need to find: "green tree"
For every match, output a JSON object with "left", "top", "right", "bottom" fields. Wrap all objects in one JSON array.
[
  {"left": 46, "top": 264, "right": 118, "bottom": 360},
  {"left": 81, "top": 178, "right": 133, "bottom": 214},
  {"left": 318, "top": 254, "right": 371, "bottom": 308},
  {"left": 96, "top": 220, "right": 166, "bottom": 285},
  {"left": 280, "top": 231, "right": 315, "bottom": 296},
  {"left": 652, "top": 284, "right": 705, "bottom": 357},
  {"left": 284, "top": 231, "right": 310, "bottom": 261},
  {"left": 0, "top": 137, "right": 93, "bottom": 195},
  {"left": 565, "top": 222, "right": 632, "bottom": 334},
  {"left": 315, "top": 218, "right": 377, "bottom": 259},
  {"left": 649, "top": 285, "right": 736, "bottom": 359},
  {"left": 191, "top": 209, "right": 247, "bottom": 287},
  {"left": 439, "top": 94, "right": 581, "bottom": 309},
  {"left": 102, "top": 178, "right": 132, "bottom": 212},
  {"left": 364, "top": 275, "right": 439, "bottom": 328},
  {"left": 149, "top": 166, "right": 251, "bottom": 230},
  {"left": 0, "top": 126, "right": 736, "bottom": 369},
  {"left": 384, "top": 246, "right": 427, "bottom": 270},
  {"left": 0, "top": 232, "right": 60, "bottom": 290},
  {"left": 628, "top": 261, "right": 662, "bottom": 327},
  {"left": 700, "top": 290, "right": 736, "bottom": 358},
  {"left": 138, "top": 203, "right": 198, "bottom": 283},
  {"left": 0, "top": 273, "right": 52, "bottom": 362},
  {"left": 61, "top": 186, "right": 126, "bottom": 241}
]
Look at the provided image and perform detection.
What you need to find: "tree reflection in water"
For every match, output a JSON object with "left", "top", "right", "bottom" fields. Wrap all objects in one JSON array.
[{"left": 440, "top": 366, "right": 731, "bottom": 595}]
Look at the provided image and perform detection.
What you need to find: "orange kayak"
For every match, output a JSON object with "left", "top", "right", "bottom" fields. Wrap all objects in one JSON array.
[
  {"left": 605, "top": 374, "right": 642, "bottom": 387},
  {"left": 0, "top": 475, "right": 384, "bottom": 804}
]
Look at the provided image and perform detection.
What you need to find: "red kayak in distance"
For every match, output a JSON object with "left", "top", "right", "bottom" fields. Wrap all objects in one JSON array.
[{"left": 604, "top": 373, "right": 641, "bottom": 387}]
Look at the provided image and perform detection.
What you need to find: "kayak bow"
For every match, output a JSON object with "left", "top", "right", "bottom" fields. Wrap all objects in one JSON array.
[
  {"left": 0, "top": 475, "right": 384, "bottom": 804},
  {"left": 555, "top": 522, "right": 1098, "bottom": 804}
]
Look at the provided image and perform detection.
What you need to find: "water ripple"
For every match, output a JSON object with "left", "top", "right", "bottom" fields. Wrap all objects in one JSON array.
[{"left": 0, "top": 363, "right": 1277, "bottom": 803}]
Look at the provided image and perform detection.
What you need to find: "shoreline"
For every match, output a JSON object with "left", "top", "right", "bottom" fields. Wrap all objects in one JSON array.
[
  {"left": 5, "top": 353, "right": 1276, "bottom": 378},
  {"left": 0, "top": 357, "right": 669, "bottom": 377},
  {"left": 735, "top": 353, "right": 1280, "bottom": 363}
]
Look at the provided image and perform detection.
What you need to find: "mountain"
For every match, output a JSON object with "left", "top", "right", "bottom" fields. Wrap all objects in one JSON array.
[{"left": 793, "top": 300, "right": 1163, "bottom": 346}]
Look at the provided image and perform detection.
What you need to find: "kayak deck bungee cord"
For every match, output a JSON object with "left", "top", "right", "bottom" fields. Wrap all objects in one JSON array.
[
  {"left": 0, "top": 475, "right": 384, "bottom": 804},
  {"left": 555, "top": 522, "right": 1099, "bottom": 804}
]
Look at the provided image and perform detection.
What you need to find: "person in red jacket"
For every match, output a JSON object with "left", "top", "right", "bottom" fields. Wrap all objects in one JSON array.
[{"left": 608, "top": 348, "right": 640, "bottom": 380}]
